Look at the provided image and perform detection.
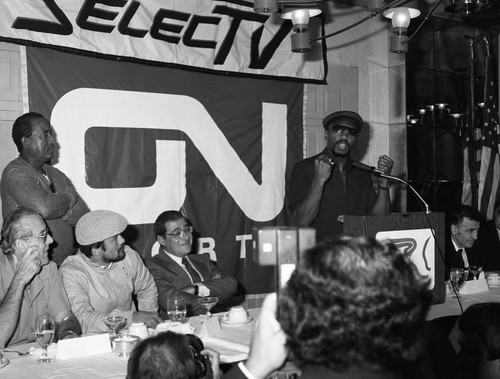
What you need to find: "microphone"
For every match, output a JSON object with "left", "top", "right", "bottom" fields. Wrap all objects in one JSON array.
[
  {"left": 352, "top": 161, "right": 431, "bottom": 214},
  {"left": 352, "top": 161, "right": 385, "bottom": 177}
]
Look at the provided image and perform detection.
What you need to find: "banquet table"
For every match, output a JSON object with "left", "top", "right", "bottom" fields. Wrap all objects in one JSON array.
[
  {"left": 0, "top": 309, "right": 259, "bottom": 379},
  {"left": 426, "top": 283, "right": 500, "bottom": 320}
]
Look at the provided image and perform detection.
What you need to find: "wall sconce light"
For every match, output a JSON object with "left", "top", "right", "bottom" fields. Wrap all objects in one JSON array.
[{"left": 383, "top": 7, "right": 421, "bottom": 54}]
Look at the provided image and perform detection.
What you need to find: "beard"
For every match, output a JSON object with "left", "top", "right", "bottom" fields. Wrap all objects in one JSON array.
[
  {"left": 331, "top": 140, "right": 351, "bottom": 156},
  {"left": 103, "top": 244, "right": 126, "bottom": 264}
]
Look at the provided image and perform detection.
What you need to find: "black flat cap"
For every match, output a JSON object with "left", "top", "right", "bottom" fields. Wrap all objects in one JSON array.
[{"left": 323, "top": 111, "right": 363, "bottom": 132}]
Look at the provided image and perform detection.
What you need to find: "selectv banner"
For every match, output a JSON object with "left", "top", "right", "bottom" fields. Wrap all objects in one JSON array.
[
  {"left": 26, "top": 46, "right": 304, "bottom": 294},
  {"left": 0, "top": 0, "right": 326, "bottom": 82}
]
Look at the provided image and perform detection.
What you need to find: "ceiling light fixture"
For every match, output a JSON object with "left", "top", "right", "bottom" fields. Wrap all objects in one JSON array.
[
  {"left": 254, "top": 0, "right": 440, "bottom": 54},
  {"left": 383, "top": 7, "right": 421, "bottom": 54}
]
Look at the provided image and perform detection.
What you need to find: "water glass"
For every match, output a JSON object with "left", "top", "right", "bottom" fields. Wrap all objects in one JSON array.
[
  {"left": 34, "top": 314, "right": 55, "bottom": 363},
  {"left": 167, "top": 297, "right": 187, "bottom": 322}
]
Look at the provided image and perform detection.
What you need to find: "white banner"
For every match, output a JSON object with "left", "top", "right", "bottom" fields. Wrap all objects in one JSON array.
[{"left": 0, "top": 0, "right": 326, "bottom": 82}]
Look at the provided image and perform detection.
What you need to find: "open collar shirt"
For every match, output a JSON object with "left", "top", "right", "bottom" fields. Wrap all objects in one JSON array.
[
  {"left": 0, "top": 251, "right": 71, "bottom": 346},
  {"left": 60, "top": 246, "right": 158, "bottom": 334}
]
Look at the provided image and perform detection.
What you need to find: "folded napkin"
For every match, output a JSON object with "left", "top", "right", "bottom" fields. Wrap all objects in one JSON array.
[
  {"left": 154, "top": 321, "right": 195, "bottom": 335},
  {"left": 29, "top": 343, "right": 58, "bottom": 358},
  {"left": 203, "top": 337, "right": 250, "bottom": 363}
]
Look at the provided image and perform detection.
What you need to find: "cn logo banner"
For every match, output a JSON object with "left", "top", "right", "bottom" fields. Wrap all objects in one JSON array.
[
  {"left": 27, "top": 47, "right": 303, "bottom": 294},
  {"left": 0, "top": 0, "right": 326, "bottom": 82}
]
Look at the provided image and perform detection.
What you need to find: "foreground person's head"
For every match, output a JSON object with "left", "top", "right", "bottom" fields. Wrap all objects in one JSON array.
[
  {"left": 278, "top": 236, "right": 432, "bottom": 375},
  {"left": 458, "top": 302, "right": 500, "bottom": 379},
  {"left": 126, "top": 331, "right": 215, "bottom": 379}
]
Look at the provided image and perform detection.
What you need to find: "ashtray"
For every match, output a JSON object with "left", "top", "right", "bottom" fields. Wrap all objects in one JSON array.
[{"left": 111, "top": 335, "right": 140, "bottom": 357}]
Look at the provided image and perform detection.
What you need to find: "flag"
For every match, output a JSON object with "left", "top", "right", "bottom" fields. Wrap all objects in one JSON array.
[
  {"left": 477, "top": 49, "right": 500, "bottom": 219},
  {"left": 462, "top": 119, "right": 482, "bottom": 208}
]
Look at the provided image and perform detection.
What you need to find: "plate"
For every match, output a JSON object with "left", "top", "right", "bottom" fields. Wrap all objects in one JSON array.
[
  {"left": 0, "top": 358, "right": 10, "bottom": 369},
  {"left": 221, "top": 317, "right": 254, "bottom": 326}
]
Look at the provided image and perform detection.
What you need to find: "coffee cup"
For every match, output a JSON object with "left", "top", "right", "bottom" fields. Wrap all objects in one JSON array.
[
  {"left": 224, "top": 306, "right": 249, "bottom": 324},
  {"left": 128, "top": 322, "right": 149, "bottom": 339}
]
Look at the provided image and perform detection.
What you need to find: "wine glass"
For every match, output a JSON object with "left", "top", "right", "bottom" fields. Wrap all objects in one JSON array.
[
  {"left": 198, "top": 296, "right": 219, "bottom": 318},
  {"left": 34, "top": 314, "right": 55, "bottom": 363},
  {"left": 468, "top": 265, "right": 483, "bottom": 280},
  {"left": 449, "top": 268, "right": 468, "bottom": 298},
  {"left": 167, "top": 297, "right": 187, "bottom": 322},
  {"left": 103, "top": 315, "right": 128, "bottom": 338}
]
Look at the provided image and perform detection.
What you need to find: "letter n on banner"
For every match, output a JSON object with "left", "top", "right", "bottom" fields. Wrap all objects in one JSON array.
[{"left": 26, "top": 47, "right": 304, "bottom": 295}]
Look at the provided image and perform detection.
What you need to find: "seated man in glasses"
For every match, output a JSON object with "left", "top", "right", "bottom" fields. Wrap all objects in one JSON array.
[
  {"left": 289, "top": 111, "right": 394, "bottom": 241},
  {"left": 60, "top": 210, "right": 162, "bottom": 334},
  {"left": 0, "top": 208, "right": 81, "bottom": 347},
  {"left": 146, "top": 211, "right": 238, "bottom": 317}
]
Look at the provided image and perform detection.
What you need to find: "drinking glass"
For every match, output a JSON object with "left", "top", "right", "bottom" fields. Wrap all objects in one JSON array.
[
  {"left": 468, "top": 265, "right": 483, "bottom": 280},
  {"left": 103, "top": 315, "right": 128, "bottom": 338},
  {"left": 449, "top": 268, "right": 468, "bottom": 298},
  {"left": 198, "top": 296, "right": 219, "bottom": 318},
  {"left": 167, "top": 297, "right": 187, "bottom": 322},
  {"left": 34, "top": 314, "right": 55, "bottom": 363}
]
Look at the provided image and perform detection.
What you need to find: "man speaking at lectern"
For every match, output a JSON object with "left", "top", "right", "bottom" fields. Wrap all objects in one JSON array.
[{"left": 289, "top": 111, "right": 394, "bottom": 240}]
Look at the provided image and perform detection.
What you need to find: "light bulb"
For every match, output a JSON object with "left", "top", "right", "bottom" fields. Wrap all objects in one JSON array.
[
  {"left": 391, "top": 8, "right": 411, "bottom": 28},
  {"left": 291, "top": 9, "right": 310, "bottom": 26}
]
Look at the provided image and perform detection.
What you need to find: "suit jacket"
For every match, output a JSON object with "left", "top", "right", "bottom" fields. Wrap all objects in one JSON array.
[
  {"left": 444, "top": 234, "right": 481, "bottom": 271},
  {"left": 146, "top": 250, "right": 237, "bottom": 317},
  {"left": 473, "top": 220, "right": 500, "bottom": 271}
]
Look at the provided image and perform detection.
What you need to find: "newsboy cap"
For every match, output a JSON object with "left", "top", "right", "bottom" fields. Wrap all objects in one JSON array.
[
  {"left": 76, "top": 210, "right": 127, "bottom": 245},
  {"left": 323, "top": 111, "right": 363, "bottom": 132}
]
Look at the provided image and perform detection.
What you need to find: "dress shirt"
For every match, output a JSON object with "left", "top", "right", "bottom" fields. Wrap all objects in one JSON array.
[
  {"left": 60, "top": 246, "right": 158, "bottom": 334},
  {"left": 452, "top": 239, "right": 469, "bottom": 267},
  {"left": 165, "top": 252, "right": 209, "bottom": 295},
  {"left": 0, "top": 251, "right": 72, "bottom": 346}
]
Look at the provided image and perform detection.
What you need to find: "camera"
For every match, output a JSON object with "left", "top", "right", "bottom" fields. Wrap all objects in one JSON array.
[{"left": 185, "top": 334, "right": 213, "bottom": 379}]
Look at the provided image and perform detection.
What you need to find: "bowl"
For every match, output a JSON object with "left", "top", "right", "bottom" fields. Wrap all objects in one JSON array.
[{"left": 111, "top": 335, "right": 140, "bottom": 357}]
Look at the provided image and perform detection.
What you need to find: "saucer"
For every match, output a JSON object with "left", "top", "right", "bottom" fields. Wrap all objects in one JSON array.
[
  {"left": 0, "top": 358, "right": 10, "bottom": 369},
  {"left": 221, "top": 317, "right": 254, "bottom": 326},
  {"left": 487, "top": 280, "right": 500, "bottom": 287}
]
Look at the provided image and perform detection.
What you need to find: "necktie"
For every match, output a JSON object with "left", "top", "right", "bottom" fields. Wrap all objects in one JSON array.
[
  {"left": 457, "top": 249, "right": 465, "bottom": 268},
  {"left": 182, "top": 257, "right": 202, "bottom": 283}
]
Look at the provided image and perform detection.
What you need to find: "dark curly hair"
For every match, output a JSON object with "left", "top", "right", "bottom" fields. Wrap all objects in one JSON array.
[
  {"left": 127, "top": 331, "right": 200, "bottom": 379},
  {"left": 458, "top": 302, "right": 500, "bottom": 360},
  {"left": 278, "top": 236, "right": 432, "bottom": 374},
  {"left": 447, "top": 204, "right": 483, "bottom": 227},
  {"left": 12, "top": 112, "right": 46, "bottom": 153},
  {"left": 153, "top": 210, "right": 187, "bottom": 237}
]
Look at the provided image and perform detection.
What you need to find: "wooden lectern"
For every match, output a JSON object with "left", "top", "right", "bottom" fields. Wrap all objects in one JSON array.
[{"left": 343, "top": 212, "right": 445, "bottom": 304}]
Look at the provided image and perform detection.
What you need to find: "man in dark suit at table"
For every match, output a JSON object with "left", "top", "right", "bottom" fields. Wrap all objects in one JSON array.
[
  {"left": 472, "top": 201, "right": 500, "bottom": 271},
  {"left": 146, "top": 210, "right": 238, "bottom": 317},
  {"left": 445, "top": 205, "right": 482, "bottom": 272}
]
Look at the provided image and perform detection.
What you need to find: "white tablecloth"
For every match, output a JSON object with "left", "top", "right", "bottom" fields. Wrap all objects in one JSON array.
[
  {"left": 427, "top": 284, "right": 500, "bottom": 320},
  {"left": 0, "top": 309, "right": 259, "bottom": 378}
]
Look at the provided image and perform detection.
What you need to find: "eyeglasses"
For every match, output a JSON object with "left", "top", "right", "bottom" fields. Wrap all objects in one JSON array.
[
  {"left": 20, "top": 230, "right": 49, "bottom": 243},
  {"left": 329, "top": 125, "right": 359, "bottom": 137},
  {"left": 165, "top": 226, "right": 193, "bottom": 240}
]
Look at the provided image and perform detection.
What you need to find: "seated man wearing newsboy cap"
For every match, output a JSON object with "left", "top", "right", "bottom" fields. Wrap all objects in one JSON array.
[{"left": 60, "top": 210, "right": 162, "bottom": 334}]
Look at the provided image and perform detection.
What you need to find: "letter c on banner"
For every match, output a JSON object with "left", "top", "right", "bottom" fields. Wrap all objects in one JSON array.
[{"left": 52, "top": 88, "right": 287, "bottom": 224}]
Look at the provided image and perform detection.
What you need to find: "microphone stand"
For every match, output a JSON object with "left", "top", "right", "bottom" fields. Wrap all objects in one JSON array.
[{"left": 379, "top": 173, "right": 431, "bottom": 214}]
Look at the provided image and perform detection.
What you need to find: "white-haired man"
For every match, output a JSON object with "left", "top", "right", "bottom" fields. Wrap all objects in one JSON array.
[{"left": 0, "top": 208, "right": 81, "bottom": 347}]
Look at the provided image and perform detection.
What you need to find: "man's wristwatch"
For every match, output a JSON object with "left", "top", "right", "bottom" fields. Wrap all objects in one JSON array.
[{"left": 193, "top": 284, "right": 199, "bottom": 296}]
